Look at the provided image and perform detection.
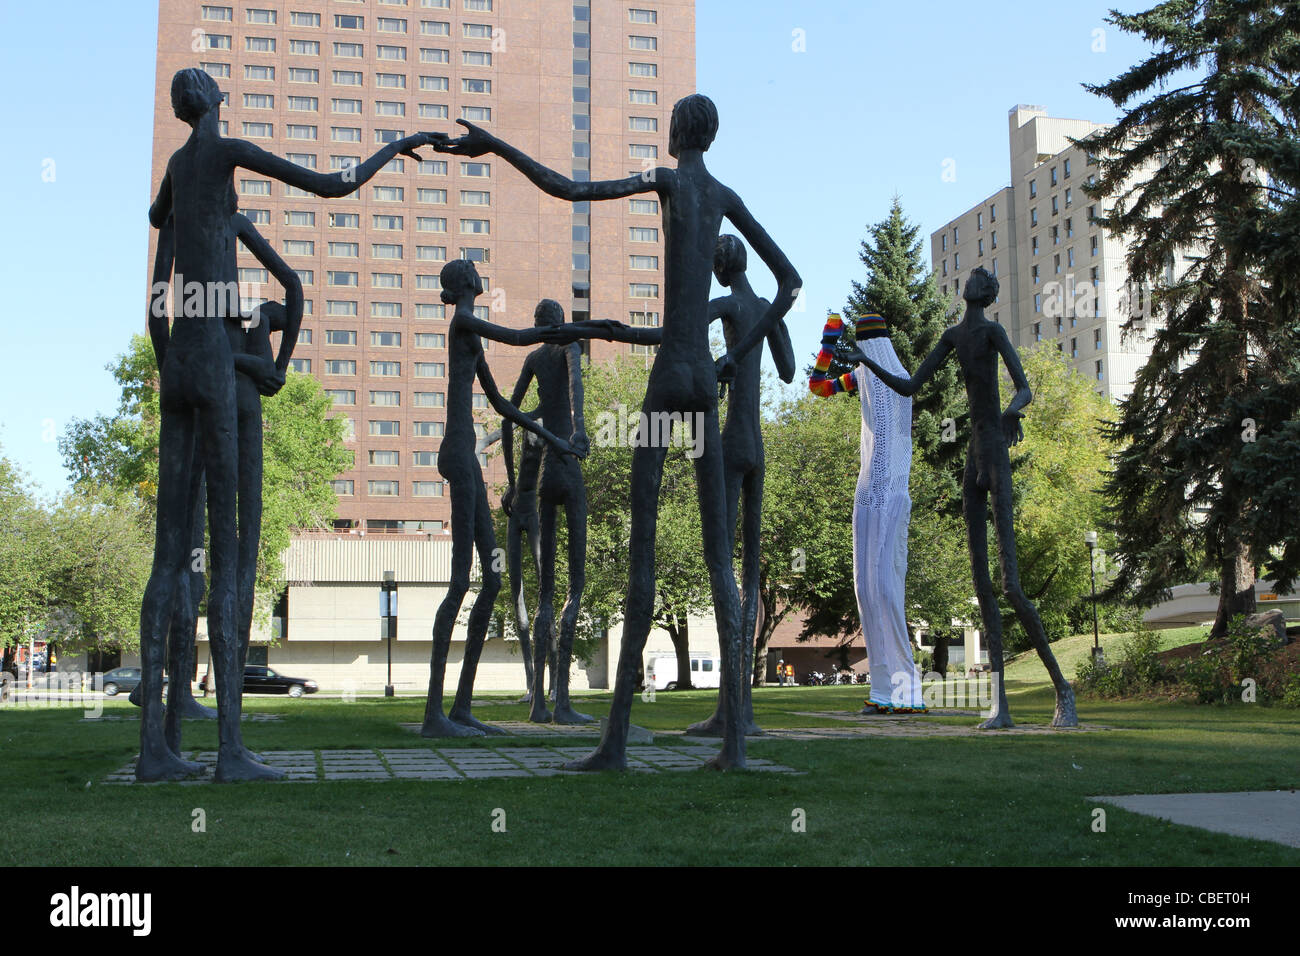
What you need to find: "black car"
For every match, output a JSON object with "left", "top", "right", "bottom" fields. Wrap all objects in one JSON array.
[
  {"left": 101, "top": 667, "right": 168, "bottom": 696},
  {"left": 200, "top": 665, "right": 318, "bottom": 698}
]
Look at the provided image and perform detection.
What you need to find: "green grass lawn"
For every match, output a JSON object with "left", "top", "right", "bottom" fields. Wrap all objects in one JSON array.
[{"left": 2, "top": 656, "right": 1297, "bottom": 866}]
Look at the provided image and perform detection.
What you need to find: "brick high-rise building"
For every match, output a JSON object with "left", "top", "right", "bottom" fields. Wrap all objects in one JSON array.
[{"left": 150, "top": 0, "right": 696, "bottom": 532}]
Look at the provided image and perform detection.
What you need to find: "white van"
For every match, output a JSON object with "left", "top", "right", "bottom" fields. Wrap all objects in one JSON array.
[{"left": 646, "top": 655, "right": 722, "bottom": 690}]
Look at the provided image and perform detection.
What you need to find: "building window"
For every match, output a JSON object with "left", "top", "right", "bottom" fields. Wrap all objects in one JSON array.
[
  {"left": 368, "top": 481, "right": 400, "bottom": 497},
  {"left": 370, "top": 450, "right": 400, "bottom": 467},
  {"left": 326, "top": 330, "right": 357, "bottom": 346},
  {"left": 1029, "top": 180, "right": 1037, "bottom": 198},
  {"left": 463, "top": 22, "right": 493, "bottom": 38},
  {"left": 326, "top": 301, "right": 359, "bottom": 317},
  {"left": 412, "top": 480, "right": 445, "bottom": 496},
  {"left": 629, "top": 8, "right": 657, "bottom": 22},
  {"left": 413, "top": 392, "right": 445, "bottom": 408},
  {"left": 630, "top": 89, "right": 658, "bottom": 105},
  {"left": 329, "top": 212, "right": 360, "bottom": 228},
  {"left": 630, "top": 198, "right": 658, "bottom": 215},
  {"left": 326, "top": 389, "right": 356, "bottom": 405},
  {"left": 1095, "top": 360, "right": 1103, "bottom": 381},
  {"left": 413, "top": 421, "right": 444, "bottom": 437},
  {"left": 245, "top": 36, "right": 275, "bottom": 53},
  {"left": 289, "top": 39, "right": 319, "bottom": 55},
  {"left": 325, "top": 359, "right": 357, "bottom": 376},
  {"left": 290, "top": 12, "right": 321, "bottom": 27},
  {"left": 332, "top": 480, "right": 355, "bottom": 496},
  {"left": 629, "top": 62, "right": 658, "bottom": 77}
]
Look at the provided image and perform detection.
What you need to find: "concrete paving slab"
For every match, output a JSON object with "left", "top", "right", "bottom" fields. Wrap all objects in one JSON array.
[{"left": 1091, "top": 791, "right": 1300, "bottom": 848}]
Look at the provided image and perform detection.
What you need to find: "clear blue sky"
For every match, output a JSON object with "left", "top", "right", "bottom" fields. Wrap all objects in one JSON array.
[{"left": 0, "top": 0, "right": 1150, "bottom": 498}]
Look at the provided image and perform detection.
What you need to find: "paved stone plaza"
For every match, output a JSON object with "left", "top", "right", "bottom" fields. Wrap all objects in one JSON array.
[
  {"left": 398, "top": 716, "right": 1117, "bottom": 741},
  {"left": 101, "top": 745, "right": 800, "bottom": 784}
]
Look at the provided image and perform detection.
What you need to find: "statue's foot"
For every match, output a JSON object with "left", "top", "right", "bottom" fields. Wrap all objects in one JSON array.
[
  {"left": 214, "top": 751, "right": 286, "bottom": 783},
  {"left": 528, "top": 703, "right": 554, "bottom": 724},
  {"left": 172, "top": 697, "right": 218, "bottom": 720},
  {"left": 128, "top": 684, "right": 144, "bottom": 708},
  {"left": 135, "top": 751, "right": 204, "bottom": 782},
  {"left": 685, "top": 713, "right": 762, "bottom": 736},
  {"left": 1052, "top": 689, "right": 1079, "bottom": 728},
  {"left": 448, "top": 710, "right": 508, "bottom": 736},
  {"left": 420, "top": 714, "right": 485, "bottom": 738},
  {"left": 704, "top": 744, "right": 747, "bottom": 771},
  {"left": 242, "top": 746, "right": 265, "bottom": 763},
  {"left": 551, "top": 705, "right": 594, "bottom": 725},
  {"left": 978, "top": 711, "right": 1015, "bottom": 730},
  {"left": 561, "top": 747, "right": 626, "bottom": 772},
  {"left": 517, "top": 691, "right": 533, "bottom": 704}
]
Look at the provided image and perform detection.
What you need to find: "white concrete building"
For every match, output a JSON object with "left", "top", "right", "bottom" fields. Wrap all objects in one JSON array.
[
  {"left": 932, "top": 105, "right": 1163, "bottom": 401},
  {"left": 186, "top": 532, "right": 722, "bottom": 693}
]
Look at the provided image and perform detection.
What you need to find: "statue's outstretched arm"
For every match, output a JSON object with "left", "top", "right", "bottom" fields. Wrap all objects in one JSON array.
[
  {"left": 434, "top": 120, "right": 666, "bottom": 202},
  {"left": 227, "top": 134, "right": 432, "bottom": 199}
]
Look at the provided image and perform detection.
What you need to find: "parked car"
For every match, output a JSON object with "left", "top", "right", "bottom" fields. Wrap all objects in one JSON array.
[
  {"left": 200, "top": 665, "right": 318, "bottom": 698},
  {"left": 101, "top": 667, "right": 168, "bottom": 696}
]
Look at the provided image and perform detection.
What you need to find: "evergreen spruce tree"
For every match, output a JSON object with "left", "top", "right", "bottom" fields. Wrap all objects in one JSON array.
[{"left": 1084, "top": 0, "right": 1300, "bottom": 635}]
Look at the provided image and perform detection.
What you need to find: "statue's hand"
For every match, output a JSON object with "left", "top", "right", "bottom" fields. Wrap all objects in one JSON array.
[
  {"left": 501, "top": 485, "right": 515, "bottom": 517},
  {"left": 398, "top": 133, "right": 435, "bottom": 162},
  {"left": 715, "top": 353, "right": 737, "bottom": 401},
  {"left": 1001, "top": 410, "right": 1025, "bottom": 447},
  {"left": 570, "top": 431, "right": 590, "bottom": 459},
  {"left": 434, "top": 120, "right": 497, "bottom": 157}
]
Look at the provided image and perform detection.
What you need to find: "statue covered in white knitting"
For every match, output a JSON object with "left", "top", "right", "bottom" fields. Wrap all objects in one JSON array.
[{"left": 809, "top": 313, "right": 926, "bottom": 712}]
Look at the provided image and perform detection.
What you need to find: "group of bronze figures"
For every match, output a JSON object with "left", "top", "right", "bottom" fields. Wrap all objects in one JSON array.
[{"left": 135, "top": 68, "right": 1073, "bottom": 781}]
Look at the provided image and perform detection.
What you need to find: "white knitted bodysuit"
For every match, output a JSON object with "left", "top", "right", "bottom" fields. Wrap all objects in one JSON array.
[{"left": 852, "top": 337, "right": 925, "bottom": 708}]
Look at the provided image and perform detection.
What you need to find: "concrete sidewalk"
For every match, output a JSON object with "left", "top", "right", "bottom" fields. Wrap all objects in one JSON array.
[{"left": 1091, "top": 791, "right": 1300, "bottom": 848}]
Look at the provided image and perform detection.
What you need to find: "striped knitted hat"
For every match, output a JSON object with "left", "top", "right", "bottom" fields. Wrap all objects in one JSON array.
[{"left": 854, "top": 313, "right": 887, "bottom": 337}]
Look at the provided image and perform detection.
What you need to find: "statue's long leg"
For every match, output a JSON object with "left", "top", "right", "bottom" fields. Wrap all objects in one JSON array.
[
  {"left": 528, "top": 501, "right": 557, "bottom": 722},
  {"left": 421, "top": 472, "right": 484, "bottom": 737},
  {"left": 551, "top": 489, "right": 592, "bottom": 724},
  {"left": 164, "top": 458, "right": 216, "bottom": 727},
  {"left": 137, "top": 404, "right": 203, "bottom": 781},
  {"left": 563, "top": 441, "right": 669, "bottom": 771},
  {"left": 990, "top": 466, "right": 1078, "bottom": 727},
  {"left": 686, "top": 460, "right": 750, "bottom": 737},
  {"left": 507, "top": 509, "right": 534, "bottom": 699},
  {"left": 737, "top": 465, "right": 764, "bottom": 732},
  {"left": 964, "top": 459, "right": 1012, "bottom": 729},
  {"left": 205, "top": 396, "right": 279, "bottom": 782},
  {"left": 694, "top": 411, "right": 746, "bottom": 770},
  {"left": 449, "top": 475, "right": 507, "bottom": 735}
]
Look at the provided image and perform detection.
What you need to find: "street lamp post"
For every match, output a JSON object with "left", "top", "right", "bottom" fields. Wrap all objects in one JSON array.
[
  {"left": 382, "top": 571, "right": 397, "bottom": 697},
  {"left": 1084, "top": 532, "right": 1102, "bottom": 663}
]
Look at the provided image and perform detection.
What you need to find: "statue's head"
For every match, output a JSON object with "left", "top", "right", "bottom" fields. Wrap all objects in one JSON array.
[
  {"left": 440, "top": 258, "right": 484, "bottom": 303},
  {"left": 964, "top": 266, "right": 999, "bottom": 308},
  {"left": 712, "top": 234, "right": 747, "bottom": 286},
  {"left": 669, "top": 94, "right": 718, "bottom": 157},
  {"left": 171, "top": 68, "right": 223, "bottom": 127},
  {"left": 534, "top": 298, "right": 564, "bottom": 327}
]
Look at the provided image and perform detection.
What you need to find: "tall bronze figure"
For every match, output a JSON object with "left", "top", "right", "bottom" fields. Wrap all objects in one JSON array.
[
  {"left": 502, "top": 300, "right": 593, "bottom": 724},
  {"left": 419, "top": 262, "right": 583, "bottom": 738},
  {"left": 435, "top": 94, "right": 801, "bottom": 769},
  {"left": 852, "top": 267, "right": 1078, "bottom": 728},
  {"left": 142, "top": 67, "right": 432, "bottom": 780},
  {"left": 687, "top": 235, "right": 795, "bottom": 738}
]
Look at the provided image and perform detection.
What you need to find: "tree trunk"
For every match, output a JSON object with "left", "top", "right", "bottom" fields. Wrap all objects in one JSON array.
[
  {"left": 932, "top": 631, "right": 949, "bottom": 678},
  {"left": 666, "top": 613, "right": 693, "bottom": 689},
  {"left": 1211, "top": 539, "right": 1256, "bottom": 638}
]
